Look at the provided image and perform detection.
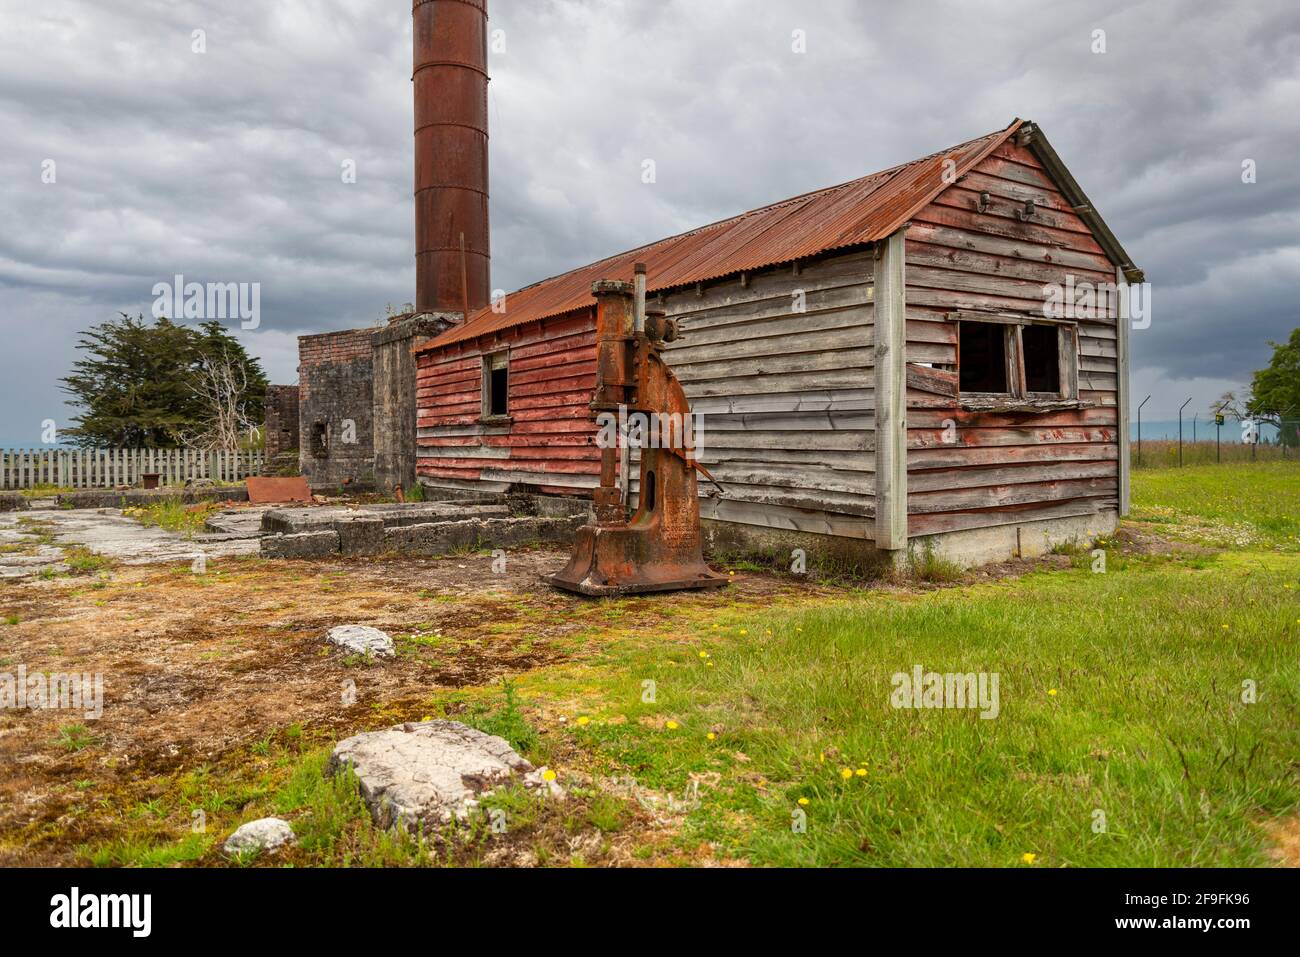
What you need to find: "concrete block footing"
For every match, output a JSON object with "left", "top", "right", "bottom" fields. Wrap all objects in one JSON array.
[
  {"left": 256, "top": 494, "right": 587, "bottom": 560},
  {"left": 700, "top": 509, "right": 1120, "bottom": 577},
  {"left": 260, "top": 530, "right": 341, "bottom": 559},
  {"left": 54, "top": 487, "right": 249, "bottom": 510}
]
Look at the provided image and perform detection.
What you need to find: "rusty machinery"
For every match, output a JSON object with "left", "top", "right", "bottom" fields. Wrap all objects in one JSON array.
[{"left": 547, "top": 266, "right": 728, "bottom": 596}]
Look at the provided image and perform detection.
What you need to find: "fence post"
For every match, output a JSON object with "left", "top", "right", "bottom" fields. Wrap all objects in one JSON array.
[
  {"left": 1178, "top": 397, "right": 1192, "bottom": 468},
  {"left": 1137, "top": 396, "right": 1151, "bottom": 468}
]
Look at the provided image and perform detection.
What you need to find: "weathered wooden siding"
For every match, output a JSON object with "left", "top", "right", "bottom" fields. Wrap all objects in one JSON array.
[
  {"left": 415, "top": 313, "right": 600, "bottom": 495},
  {"left": 903, "top": 138, "right": 1121, "bottom": 536},
  {"left": 652, "top": 249, "right": 877, "bottom": 539}
]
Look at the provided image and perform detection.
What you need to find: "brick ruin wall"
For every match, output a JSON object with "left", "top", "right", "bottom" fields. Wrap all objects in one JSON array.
[
  {"left": 263, "top": 385, "right": 300, "bottom": 459},
  {"left": 297, "top": 328, "right": 376, "bottom": 490}
]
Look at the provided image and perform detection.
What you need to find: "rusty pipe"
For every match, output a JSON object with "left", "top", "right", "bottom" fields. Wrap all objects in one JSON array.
[{"left": 413, "top": 0, "right": 491, "bottom": 315}]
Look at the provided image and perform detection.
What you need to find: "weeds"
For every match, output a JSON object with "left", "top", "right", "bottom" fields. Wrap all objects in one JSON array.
[
  {"left": 462, "top": 679, "right": 540, "bottom": 757},
  {"left": 54, "top": 723, "right": 100, "bottom": 752},
  {"left": 122, "top": 498, "right": 220, "bottom": 537},
  {"left": 62, "top": 547, "right": 111, "bottom": 576},
  {"left": 905, "top": 540, "right": 964, "bottom": 583}
]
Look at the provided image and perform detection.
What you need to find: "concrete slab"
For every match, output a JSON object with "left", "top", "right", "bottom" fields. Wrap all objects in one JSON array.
[
  {"left": 203, "top": 507, "right": 274, "bottom": 538},
  {"left": 0, "top": 505, "right": 258, "bottom": 578},
  {"left": 0, "top": 513, "right": 66, "bottom": 578}
]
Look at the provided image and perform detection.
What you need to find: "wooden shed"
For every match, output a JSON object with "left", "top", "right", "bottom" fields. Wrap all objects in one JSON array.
[{"left": 413, "top": 119, "right": 1142, "bottom": 567}]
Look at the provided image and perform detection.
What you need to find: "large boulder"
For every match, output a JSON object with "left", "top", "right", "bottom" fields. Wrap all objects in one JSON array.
[{"left": 328, "top": 720, "right": 562, "bottom": 832}]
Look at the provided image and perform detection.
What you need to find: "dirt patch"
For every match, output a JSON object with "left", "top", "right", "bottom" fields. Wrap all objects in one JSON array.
[
  {"left": 0, "top": 547, "right": 821, "bottom": 864},
  {"left": 1265, "top": 814, "right": 1300, "bottom": 866},
  {"left": 1113, "top": 524, "right": 1217, "bottom": 558}
]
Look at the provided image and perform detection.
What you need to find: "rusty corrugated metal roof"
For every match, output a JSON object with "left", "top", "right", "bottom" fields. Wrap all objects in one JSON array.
[{"left": 419, "top": 120, "right": 1022, "bottom": 352}]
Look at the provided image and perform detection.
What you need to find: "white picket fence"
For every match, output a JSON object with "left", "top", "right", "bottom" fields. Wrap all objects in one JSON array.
[{"left": 0, "top": 448, "right": 265, "bottom": 490}]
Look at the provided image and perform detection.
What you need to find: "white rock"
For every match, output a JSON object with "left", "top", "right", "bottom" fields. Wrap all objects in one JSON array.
[
  {"left": 329, "top": 720, "right": 563, "bottom": 833},
  {"left": 223, "top": 817, "right": 295, "bottom": 855},
  {"left": 327, "top": 624, "right": 395, "bottom": 658}
]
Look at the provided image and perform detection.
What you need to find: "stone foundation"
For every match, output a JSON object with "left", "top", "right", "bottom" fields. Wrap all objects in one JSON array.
[
  {"left": 903, "top": 510, "right": 1119, "bottom": 569},
  {"left": 700, "top": 508, "right": 1120, "bottom": 576},
  {"left": 56, "top": 487, "right": 249, "bottom": 510},
  {"left": 258, "top": 493, "right": 587, "bottom": 560}
]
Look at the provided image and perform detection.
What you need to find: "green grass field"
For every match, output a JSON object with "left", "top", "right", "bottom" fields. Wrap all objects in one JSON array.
[
  {"left": 467, "top": 461, "right": 1300, "bottom": 866},
  {"left": 1131, "top": 462, "right": 1300, "bottom": 552}
]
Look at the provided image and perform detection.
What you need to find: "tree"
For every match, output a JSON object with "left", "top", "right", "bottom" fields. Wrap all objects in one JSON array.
[
  {"left": 61, "top": 314, "right": 268, "bottom": 448},
  {"left": 1249, "top": 328, "right": 1300, "bottom": 446},
  {"left": 175, "top": 344, "right": 261, "bottom": 451},
  {"left": 1211, "top": 389, "right": 1250, "bottom": 419},
  {"left": 185, "top": 320, "right": 269, "bottom": 450}
]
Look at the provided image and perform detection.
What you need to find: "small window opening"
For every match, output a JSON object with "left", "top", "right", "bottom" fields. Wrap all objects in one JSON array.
[
  {"left": 644, "top": 470, "right": 657, "bottom": 513},
  {"left": 958, "top": 322, "right": 1008, "bottom": 393},
  {"left": 310, "top": 421, "right": 329, "bottom": 459},
  {"left": 483, "top": 353, "right": 509, "bottom": 418},
  {"left": 489, "top": 367, "right": 508, "bottom": 416},
  {"left": 1022, "top": 324, "right": 1062, "bottom": 394}
]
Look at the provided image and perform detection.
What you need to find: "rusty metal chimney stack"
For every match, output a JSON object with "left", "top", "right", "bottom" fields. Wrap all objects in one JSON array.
[{"left": 413, "top": 0, "right": 490, "bottom": 315}]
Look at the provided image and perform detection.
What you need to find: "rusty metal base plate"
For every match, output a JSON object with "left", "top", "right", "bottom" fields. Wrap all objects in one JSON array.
[
  {"left": 544, "top": 569, "right": 728, "bottom": 598},
  {"left": 246, "top": 476, "right": 312, "bottom": 504},
  {"left": 545, "top": 508, "right": 729, "bottom": 598}
]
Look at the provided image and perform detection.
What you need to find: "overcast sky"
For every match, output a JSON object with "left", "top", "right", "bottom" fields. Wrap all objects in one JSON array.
[{"left": 1, "top": 0, "right": 1297, "bottom": 444}]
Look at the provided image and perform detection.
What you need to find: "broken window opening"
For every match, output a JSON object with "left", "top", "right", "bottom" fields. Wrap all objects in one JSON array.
[
  {"left": 310, "top": 421, "right": 329, "bottom": 459},
  {"left": 955, "top": 315, "right": 1078, "bottom": 404},
  {"left": 958, "top": 321, "right": 1010, "bottom": 394},
  {"left": 482, "top": 352, "right": 510, "bottom": 419},
  {"left": 1022, "top": 323, "right": 1062, "bottom": 394}
]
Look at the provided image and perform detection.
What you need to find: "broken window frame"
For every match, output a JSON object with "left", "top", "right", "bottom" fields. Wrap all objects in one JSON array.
[
  {"left": 480, "top": 350, "right": 511, "bottom": 421},
  {"left": 310, "top": 421, "right": 329, "bottom": 459},
  {"left": 950, "top": 312, "right": 1080, "bottom": 406}
]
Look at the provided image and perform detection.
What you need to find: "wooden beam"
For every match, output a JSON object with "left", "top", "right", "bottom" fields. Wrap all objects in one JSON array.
[
  {"left": 905, "top": 362, "right": 958, "bottom": 397},
  {"left": 873, "top": 227, "right": 909, "bottom": 548},
  {"left": 1115, "top": 265, "right": 1132, "bottom": 515}
]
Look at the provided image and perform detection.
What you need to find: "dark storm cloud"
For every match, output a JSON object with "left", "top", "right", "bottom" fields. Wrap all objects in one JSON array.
[{"left": 1, "top": 0, "right": 1297, "bottom": 443}]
